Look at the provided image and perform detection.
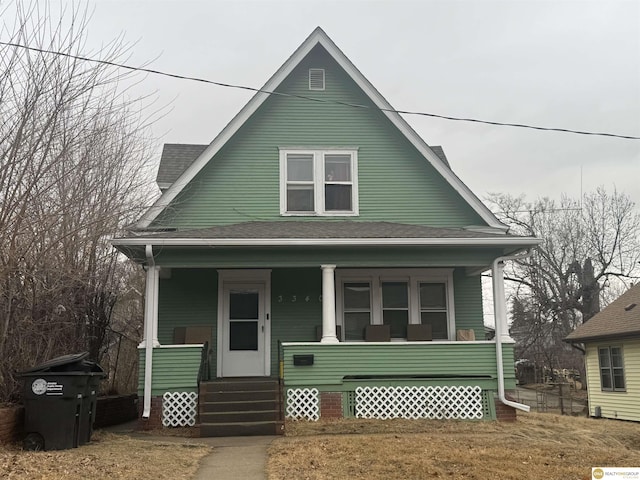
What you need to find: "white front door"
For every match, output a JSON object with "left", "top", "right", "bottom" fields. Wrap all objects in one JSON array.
[{"left": 221, "top": 283, "right": 267, "bottom": 377}]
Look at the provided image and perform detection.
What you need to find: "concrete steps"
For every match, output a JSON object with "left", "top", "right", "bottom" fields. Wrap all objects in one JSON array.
[{"left": 199, "top": 378, "right": 283, "bottom": 437}]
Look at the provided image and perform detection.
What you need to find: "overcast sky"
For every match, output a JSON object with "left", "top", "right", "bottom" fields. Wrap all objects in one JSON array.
[{"left": 48, "top": 1, "right": 640, "bottom": 206}]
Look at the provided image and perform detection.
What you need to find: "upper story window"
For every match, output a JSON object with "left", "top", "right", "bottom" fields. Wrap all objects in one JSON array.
[{"left": 280, "top": 148, "right": 359, "bottom": 216}]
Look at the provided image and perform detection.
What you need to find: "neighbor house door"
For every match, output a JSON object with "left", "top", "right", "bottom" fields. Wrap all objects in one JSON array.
[{"left": 220, "top": 283, "right": 268, "bottom": 377}]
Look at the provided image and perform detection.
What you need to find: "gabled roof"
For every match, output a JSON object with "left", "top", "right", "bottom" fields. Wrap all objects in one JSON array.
[
  {"left": 135, "top": 27, "right": 507, "bottom": 231},
  {"left": 565, "top": 284, "right": 640, "bottom": 342},
  {"left": 156, "top": 144, "right": 207, "bottom": 189}
]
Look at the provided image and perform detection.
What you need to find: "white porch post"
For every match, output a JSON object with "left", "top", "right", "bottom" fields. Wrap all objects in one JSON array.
[
  {"left": 139, "top": 265, "right": 160, "bottom": 348},
  {"left": 492, "top": 260, "right": 514, "bottom": 342},
  {"left": 320, "top": 264, "right": 339, "bottom": 343}
]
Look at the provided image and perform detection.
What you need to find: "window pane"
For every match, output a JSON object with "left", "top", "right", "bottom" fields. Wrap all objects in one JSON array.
[
  {"left": 601, "top": 370, "right": 612, "bottom": 390},
  {"left": 287, "top": 185, "right": 314, "bottom": 211},
  {"left": 287, "top": 154, "right": 313, "bottom": 181},
  {"left": 611, "top": 347, "right": 624, "bottom": 368},
  {"left": 229, "top": 321, "right": 258, "bottom": 350},
  {"left": 598, "top": 348, "right": 611, "bottom": 368},
  {"left": 229, "top": 290, "right": 259, "bottom": 319},
  {"left": 344, "top": 283, "right": 370, "bottom": 310},
  {"left": 383, "top": 310, "right": 408, "bottom": 338},
  {"left": 325, "top": 184, "right": 352, "bottom": 211},
  {"left": 420, "top": 283, "right": 446, "bottom": 309},
  {"left": 382, "top": 282, "right": 408, "bottom": 308},
  {"left": 420, "top": 311, "right": 448, "bottom": 340},
  {"left": 324, "top": 154, "right": 351, "bottom": 181},
  {"left": 613, "top": 371, "right": 626, "bottom": 390},
  {"left": 344, "top": 312, "right": 369, "bottom": 341}
]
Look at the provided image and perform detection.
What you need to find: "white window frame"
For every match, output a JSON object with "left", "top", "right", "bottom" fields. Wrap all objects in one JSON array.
[
  {"left": 598, "top": 346, "right": 626, "bottom": 392},
  {"left": 336, "top": 268, "right": 456, "bottom": 341},
  {"left": 279, "top": 148, "right": 359, "bottom": 216}
]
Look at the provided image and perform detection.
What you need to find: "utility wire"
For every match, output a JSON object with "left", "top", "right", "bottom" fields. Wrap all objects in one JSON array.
[{"left": 2, "top": 40, "right": 639, "bottom": 141}]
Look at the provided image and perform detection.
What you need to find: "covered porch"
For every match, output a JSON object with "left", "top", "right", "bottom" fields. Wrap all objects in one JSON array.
[{"left": 112, "top": 224, "right": 538, "bottom": 429}]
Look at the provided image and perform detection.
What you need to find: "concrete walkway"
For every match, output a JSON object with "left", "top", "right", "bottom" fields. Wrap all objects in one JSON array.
[
  {"left": 102, "top": 422, "right": 275, "bottom": 479},
  {"left": 192, "top": 435, "right": 275, "bottom": 480}
]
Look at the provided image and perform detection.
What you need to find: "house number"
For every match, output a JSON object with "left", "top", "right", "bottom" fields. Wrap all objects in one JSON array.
[{"left": 276, "top": 294, "right": 322, "bottom": 303}]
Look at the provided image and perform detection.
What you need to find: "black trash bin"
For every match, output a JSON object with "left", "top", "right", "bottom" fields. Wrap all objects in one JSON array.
[{"left": 18, "top": 352, "right": 106, "bottom": 451}]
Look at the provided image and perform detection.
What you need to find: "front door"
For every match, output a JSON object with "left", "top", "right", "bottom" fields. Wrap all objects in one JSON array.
[{"left": 221, "top": 283, "right": 267, "bottom": 377}]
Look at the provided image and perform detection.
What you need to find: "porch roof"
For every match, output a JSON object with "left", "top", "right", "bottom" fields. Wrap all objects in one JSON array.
[{"left": 114, "top": 221, "right": 540, "bottom": 248}]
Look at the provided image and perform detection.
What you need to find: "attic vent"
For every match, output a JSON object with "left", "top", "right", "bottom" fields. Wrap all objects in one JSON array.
[
  {"left": 624, "top": 303, "right": 637, "bottom": 311},
  {"left": 309, "top": 69, "right": 325, "bottom": 91}
]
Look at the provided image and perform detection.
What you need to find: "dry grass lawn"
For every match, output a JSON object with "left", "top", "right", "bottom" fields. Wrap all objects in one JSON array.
[
  {"left": 0, "top": 431, "right": 211, "bottom": 479},
  {"left": 268, "top": 413, "right": 640, "bottom": 479}
]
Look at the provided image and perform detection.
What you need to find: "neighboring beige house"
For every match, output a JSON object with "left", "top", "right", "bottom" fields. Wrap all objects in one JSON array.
[{"left": 565, "top": 284, "right": 640, "bottom": 422}]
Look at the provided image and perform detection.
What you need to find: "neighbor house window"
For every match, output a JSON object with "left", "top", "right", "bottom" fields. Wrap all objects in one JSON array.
[
  {"left": 598, "top": 346, "right": 626, "bottom": 392},
  {"left": 280, "top": 149, "right": 358, "bottom": 215},
  {"left": 336, "top": 269, "right": 455, "bottom": 341}
]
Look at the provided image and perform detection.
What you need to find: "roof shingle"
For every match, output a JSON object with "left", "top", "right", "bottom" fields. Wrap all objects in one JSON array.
[
  {"left": 565, "top": 284, "right": 640, "bottom": 342},
  {"left": 156, "top": 143, "right": 208, "bottom": 186}
]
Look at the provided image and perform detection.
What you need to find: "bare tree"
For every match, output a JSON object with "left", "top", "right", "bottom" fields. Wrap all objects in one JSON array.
[
  {"left": 488, "top": 188, "right": 640, "bottom": 381},
  {"left": 0, "top": 2, "right": 156, "bottom": 402}
]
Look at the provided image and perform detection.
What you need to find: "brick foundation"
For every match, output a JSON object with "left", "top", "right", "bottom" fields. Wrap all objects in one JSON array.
[
  {"left": 495, "top": 392, "right": 518, "bottom": 422},
  {"left": 320, "top": 392, "right": 343, "bottom": 419},
  {"left": 137, "top": 396, "right": 163, "bottom": 430}
]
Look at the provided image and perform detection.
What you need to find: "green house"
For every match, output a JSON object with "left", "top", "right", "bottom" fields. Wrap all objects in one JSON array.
[{"left": 113, "top": 27, "right": 540, "bottom": 435}]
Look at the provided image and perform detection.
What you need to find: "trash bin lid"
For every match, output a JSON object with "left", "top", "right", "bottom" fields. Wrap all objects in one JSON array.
[{"left": 19, "top": 352, "right": 90, "bottom": 374}]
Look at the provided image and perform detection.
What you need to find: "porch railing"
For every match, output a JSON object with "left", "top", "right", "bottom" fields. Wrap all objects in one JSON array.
[{"left": 197, "top": 341, "right": 210, "bottom": 384}]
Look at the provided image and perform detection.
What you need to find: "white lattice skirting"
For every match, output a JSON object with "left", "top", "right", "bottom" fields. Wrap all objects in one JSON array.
[
  {"left": 286, "top": 388, "right": 320, "bottom": 421},
  {"left": 355, "top": 385, "right": 484, "bottom": 420},
  {"left": 162, "top": 392, "right": 198, "bottom": 427}
]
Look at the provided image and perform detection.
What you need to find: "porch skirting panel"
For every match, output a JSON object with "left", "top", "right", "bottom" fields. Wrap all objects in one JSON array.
[
  {"left": 354, "top": 385, "right": 484, "bottom": 420},
  {"left": 286, "top": 385, "right": 494, "bottom": 421},
  {"left": 162, "top": 392, "right": 199, "bottom": 427}
]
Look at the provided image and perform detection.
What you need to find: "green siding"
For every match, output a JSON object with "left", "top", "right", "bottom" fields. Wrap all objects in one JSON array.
[
  {"left": 158, "top": 268, "right": 217, "bottom": 372},
  {"left": 270, "top": 268, "right": 322, "bottom": 374},
  {"left": 453, "top": 270, "right": 485, "bottom": 340},
  {"left": 282, "top": 342, "right": 516, "bottom": 391},
  {"left": 138, "top": 346, "right": 202, "bottom": 396},
  {"left": 152, "top": 45, "right": 484, "bottom": 229}
]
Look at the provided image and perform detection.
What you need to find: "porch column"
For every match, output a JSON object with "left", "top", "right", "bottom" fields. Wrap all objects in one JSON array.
[
  {"left": 320, "top": 264, "right": 339, "bottom": 343},
  {"left": 492, "top": 260, "right": 514, "bottom": 342},
  {"left": 140, "top": 265, "right": 160, "bottom": 348}
]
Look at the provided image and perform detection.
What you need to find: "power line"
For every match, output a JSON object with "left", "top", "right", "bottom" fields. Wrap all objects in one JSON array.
[{"left": 2, "top": 40, "right": 639, "bottom": 141}]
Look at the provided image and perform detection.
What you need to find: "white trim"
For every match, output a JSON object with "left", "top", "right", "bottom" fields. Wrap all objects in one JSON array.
[
  {"left": 113, "top": 236, "right": 541, "bottom": 247},
  {"left": 336, "top": 268, "right": 455, "bottom": 341},
  {"left": 138, "top": 344, "right": 205, "bottom": 349},
  {"left": 279, "top": 148, "right": 359, "bottom": 216},
  {"left": 135, "top": 28, "right": 507, "bottom": 230},
  {"left": 282, "top": 340, "right": 500, "bottom": 346},
  {"left": 216, "top": 269, "right": 271, "bottom": 377}
]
